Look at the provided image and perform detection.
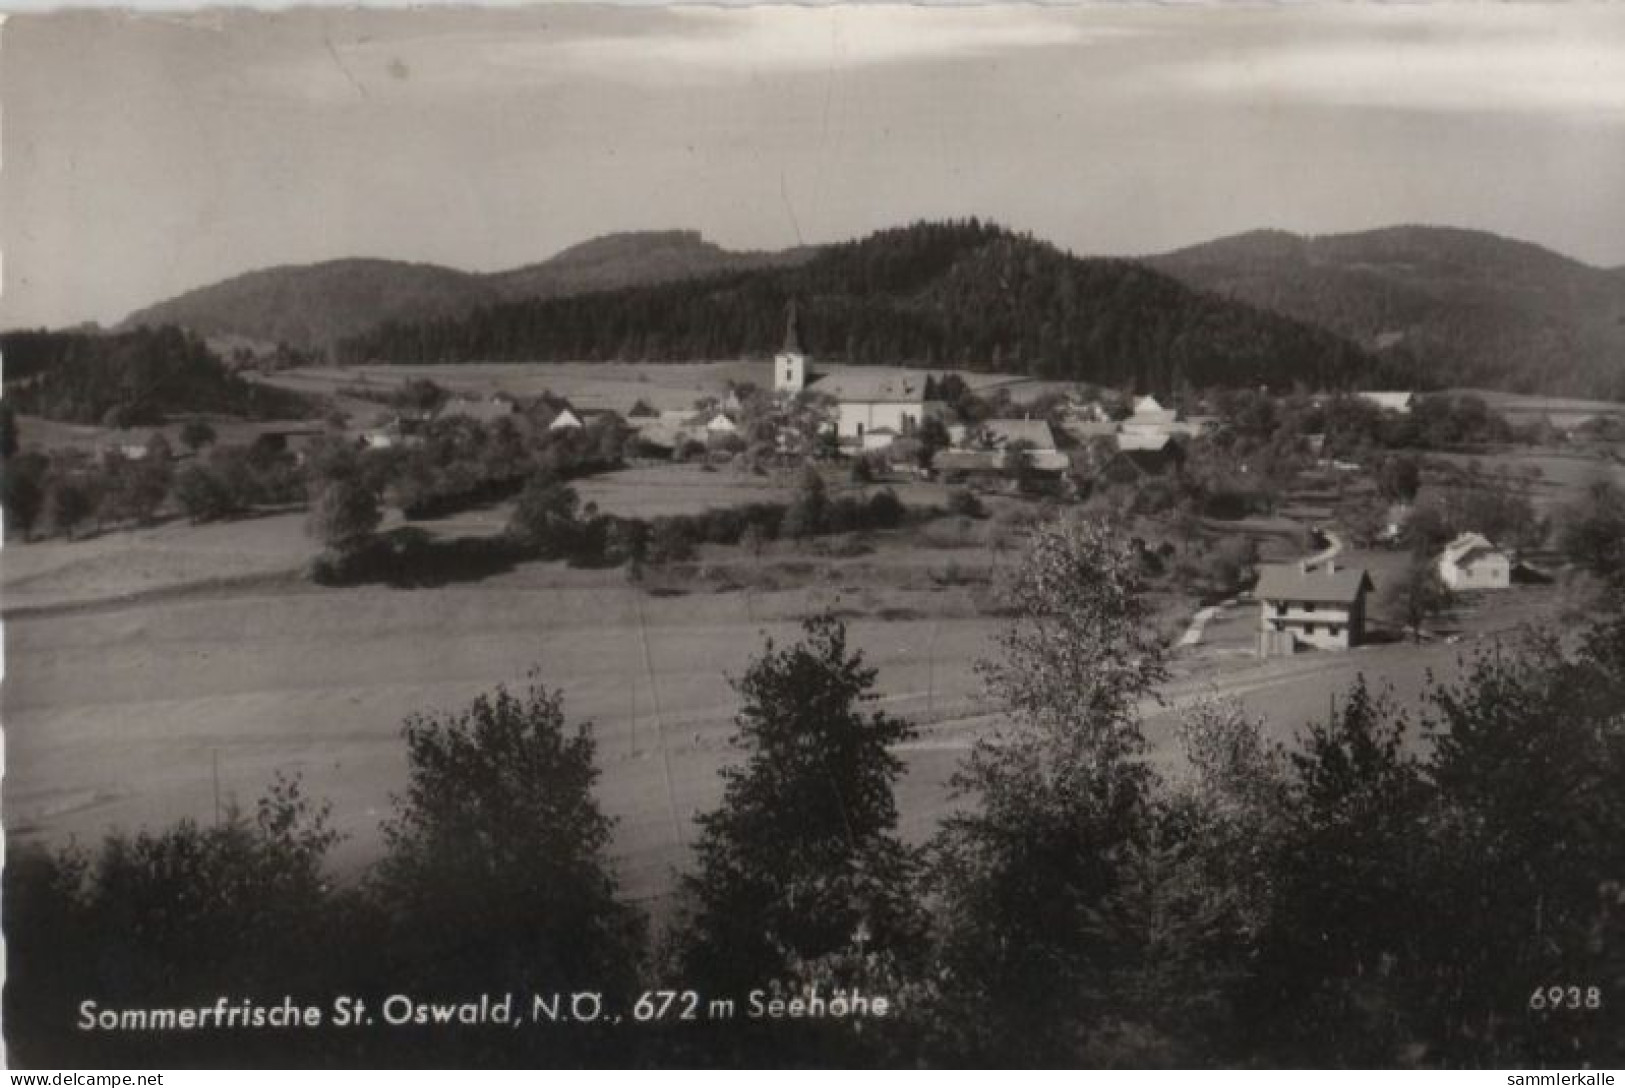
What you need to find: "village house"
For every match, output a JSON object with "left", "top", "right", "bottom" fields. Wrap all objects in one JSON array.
[
  {"left": 1255, "top": 560, "right": 1374, "bottom": 656},
  {"left": 1102, "top": 432, "right": 1186, "bottom": 482},
  {"left": 1436, "top": 532, "right": 1512, "bottom": 590},
  {"left": 547, "top": 406, "right": 584, "bottom": 432},
  {"left": 1122, "top": 394, "right": 1178, "bottom": 434},
  {"left": 439, "top": 393, "right": 518, "bottom": 425},
  {"left": 975, "top": 418, "right": 1069, "bottom": 472},
  {"left": 101, "top": 431, "right": 167, "bottom": 462},
  {"left": 1358, "top": 390, "right": 1416, "bottom": 414}
]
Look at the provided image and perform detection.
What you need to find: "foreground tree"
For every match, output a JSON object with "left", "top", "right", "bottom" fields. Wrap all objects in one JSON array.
[
  {"left": 4, "top": 776, "right": 342, "bottom": 1065},
  {"left": 371, "top": 677, "right": 644, "bottom": 1007},
  {"left": 675, "top": 614, "right": 922, "bottom": 996},
  {"left": 927, "top": 514, "right": 1171, "bottom": 1063},
  {"left": 1246, "top": 680, "right": 1428, "bottom": 1064}
]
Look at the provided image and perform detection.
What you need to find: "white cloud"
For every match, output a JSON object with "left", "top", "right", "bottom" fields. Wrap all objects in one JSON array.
[
  {"left": 539, "top": 6, "right": 1128, "bottom": 78},
  {"left": 245, "top": 6, "right": 1135, "bottom": 101},
  {"left": 1158, "top": 7, "right": 1625, "bottom": 120}
]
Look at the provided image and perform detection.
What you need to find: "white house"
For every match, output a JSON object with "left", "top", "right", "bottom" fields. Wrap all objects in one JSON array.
[
  {"left": 439, "top": 394, "right": 517, "bottom": 425},
  {"left": 547, "top": 407, "right": 584, "bottom": 432},
  {"left": 1437, "top": 532, "right": 1511, "bottom": 590},
  {"left": 1256, "top": 561, "right": 1374, "bottom": 655},
  {"left": 1358, "top": 391, "right": 1416, "bottom": 414},
  {"left": 704, "top": 411, "right": 739, "bottom": 436},
  {"left": 808, "top": 370, "right": 925, "bottom": 445}
]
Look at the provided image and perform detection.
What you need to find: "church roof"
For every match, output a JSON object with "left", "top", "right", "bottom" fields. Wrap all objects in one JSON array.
[{"left": 810, "top": 370, "right": 925, "bottom": 404}]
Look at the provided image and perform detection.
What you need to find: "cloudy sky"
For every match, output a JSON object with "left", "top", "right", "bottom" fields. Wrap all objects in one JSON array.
[{"left": 3, "top": 2, "right": 1624, "bottom": 329}]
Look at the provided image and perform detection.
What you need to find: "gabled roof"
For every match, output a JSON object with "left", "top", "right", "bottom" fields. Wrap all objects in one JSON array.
[
  {"left": 1061, "top": 419, "right": 1120, "bottom": 441},
  {"left": 439, "top": 396, "right": 517, "bottom": 423},
  {"left": 978, "top": 418, "right": 1058, "bottom": 451},
  {"left": 1358, "top": 391, "right": 1416, "bottom": 412},
  {"left": 1255, "top": 563, "right": 1374, "bottom": 604},
  {"left": 1439, "top": 531, "right": 1506, "bottom": 569},
  {"left": 1133, "top": 395, "right": 1166, "bottom": 414},
  {"left": 1117, "top": 432, "right": 1177, "bottom": 452},
  {"left": 810, "top": 370, "right": 925, "bottom": 404}
]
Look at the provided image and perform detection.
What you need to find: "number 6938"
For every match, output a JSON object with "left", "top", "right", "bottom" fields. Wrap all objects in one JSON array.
[{"left": 1528, "top": 985, "right": 1601, "bottom": 1011}]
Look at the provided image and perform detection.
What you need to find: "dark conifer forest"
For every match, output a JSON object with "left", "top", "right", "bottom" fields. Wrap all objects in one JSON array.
[{"left": 340, "top": 221, "right": 1401, "bottom": 393}]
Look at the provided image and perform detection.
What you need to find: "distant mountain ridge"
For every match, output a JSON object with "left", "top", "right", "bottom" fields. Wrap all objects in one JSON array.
[
  {"left": 1148, "top": 225, "right": 1625, "bottom": 399},
  {"left": 340, "top": 219, "right": 1394, "bottom": 393},
  {"left": 121, "top": 231, "right": 816, "bottom": 351}
]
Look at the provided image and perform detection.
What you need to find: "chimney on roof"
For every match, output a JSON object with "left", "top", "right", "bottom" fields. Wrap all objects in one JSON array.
[{"left": 1298, "top": 560, "right": 1309, "bottom": 574}]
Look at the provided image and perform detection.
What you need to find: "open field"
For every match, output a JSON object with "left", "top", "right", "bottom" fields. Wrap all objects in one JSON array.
[
  {"left": 256, "top": 360, "right": 1068, "bottom": 416},
  {"left": 1428, "top": 447, "right": 1625, "bottom": 516},
  {"left": 4, "top": 428, "right": 1609, "bottom": 911},
  {"left": 13, "top": 413, "right": 324, "bottom": 458}
]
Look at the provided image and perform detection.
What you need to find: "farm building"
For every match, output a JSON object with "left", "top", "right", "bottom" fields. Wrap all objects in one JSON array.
[
  {"left": 1102, "top": 434, "right": 1185, "bottom": 482},
  {"left": 1436, "top": 532, "right": 1512, "bottom": 590},
  {"left": 977, "top": 418, "right": 1069, "bottom": 472},
  {"left": 1256, "top": 561, "right": 1374, "bottom": 655},
  {"left": 439, "top": 394, "right": 518, "bottom": 424}
]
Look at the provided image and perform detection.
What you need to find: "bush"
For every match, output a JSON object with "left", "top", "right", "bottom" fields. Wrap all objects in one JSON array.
[{"left": 946, "top": 487, "right": 985, "bottom": 518}]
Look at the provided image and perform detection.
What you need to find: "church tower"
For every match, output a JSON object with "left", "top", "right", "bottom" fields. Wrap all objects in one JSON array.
[{"left": 774, "top": 300, "right": 807, "bottom": 394}]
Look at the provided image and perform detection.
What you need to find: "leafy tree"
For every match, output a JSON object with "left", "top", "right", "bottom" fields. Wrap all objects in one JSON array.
[
  {"left": 307, "top": 477, "right": 381, "bottom": 555},
  {"left": 927, "top": 515, "right": 1169, "bottom": 1063},
  {"left": 2, "top": 450, "right": 48, "bottom": 540},
  {"left": 172, "top": 463, "right": 236, "bottom": 523},
  {"left": 1558, "top": 473, "right": 1625, "bottom": 584},
  {"left": 372, "top": 677, "right": 644, "bottom": 1002},
  {"left": 4, "top": 775, "right": 342, "bottom": 1065},
  {"left": 1248, "top": 680, "right": 1427, "bottom": 1064},
  {"left": 1410, "top": 626, "right": 1625, "bottom": 1066},
  {"left": 676, "top": 614, "right": 922, "bottom": 995},
  {"left": 0, "top": 400, "right": 18, "bottom": 459},
  {"left": 1377, "top": 454, "right": 1422, "bottom": 502},
  {"left": 781, "top": 465, "right": 828, "bottom": 540},
  {"left": 180, "top": 418, "right": 217, "bottom": 452},
  {"left": 48, "top": 475, "right": 98, "bottom": 539},
  {"left": 1385, "top": 555, "right": 1453, "bottom": 643},
  {"left": 916, "top": 414, "right": 951, "bottom": 470},
  {"left": 646, "top": 516, "right": 695, "bottom": 565},
  {"left": 506, "top": 476, "right": 579, "bottom": 557}
]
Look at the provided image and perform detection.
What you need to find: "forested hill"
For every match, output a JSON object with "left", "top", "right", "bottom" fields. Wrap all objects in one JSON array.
[
  {"left": 1149, "top": 226, "right": 1625, "bottom": 399},
  {"left": 0, "top": 326, "right": 311, "bottom": 426},
  {"left": 340, "top": 220, "right": 1394, "bottom": 392},
  {"left": 121, "top": 231, "right": 815, "bottom": 352}
]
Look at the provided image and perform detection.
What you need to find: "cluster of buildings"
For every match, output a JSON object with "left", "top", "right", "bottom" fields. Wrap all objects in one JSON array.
[{"left": 1252, "top": 529, "right": 1515, "bottom": 657}]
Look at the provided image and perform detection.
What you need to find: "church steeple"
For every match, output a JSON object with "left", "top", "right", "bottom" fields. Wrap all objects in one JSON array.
[
  {"left": 774, "top": 299, "right": 807, "bottom": 394},
  {"left": 783, "top": 299, "right": 802, "bottom": 355}
]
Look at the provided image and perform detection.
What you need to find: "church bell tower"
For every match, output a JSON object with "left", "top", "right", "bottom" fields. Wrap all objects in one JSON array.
[{"left": 774, "top": 300, "right": 807, "bottom": 394}]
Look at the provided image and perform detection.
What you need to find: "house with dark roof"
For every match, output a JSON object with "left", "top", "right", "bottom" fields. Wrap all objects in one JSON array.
[
  {"left": 1255, "top": 561, "right": 1374, "bottom": 655},
  {"left": 1102, "top": 434, "right": 1186, "bottom": 482}
]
